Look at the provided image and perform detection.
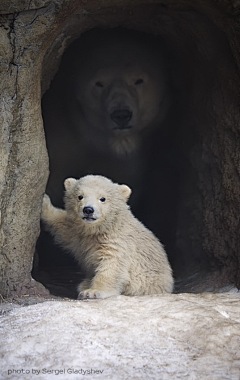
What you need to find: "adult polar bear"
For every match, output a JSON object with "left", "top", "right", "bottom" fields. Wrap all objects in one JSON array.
[{"left": 42, "top": 28, "right": 171, "bottom": 208}]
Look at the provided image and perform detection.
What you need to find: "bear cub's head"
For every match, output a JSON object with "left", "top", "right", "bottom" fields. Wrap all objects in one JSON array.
[{"left": 64, "top": 175, "right": 131, "bottom": 226}]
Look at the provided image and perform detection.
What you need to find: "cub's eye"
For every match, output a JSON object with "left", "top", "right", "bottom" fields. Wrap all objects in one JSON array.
[
  {"left": 100, "top": 197, "right": 106, "bottom": 203},
  {"left": 135, "top": 78, "right": 144, "bottom": 85},
  {"left": 95, "top": 81, "right": 104, "bottom": 88},
  {"left": 78, "top": 195, "right": 83, "bottom": 201}
]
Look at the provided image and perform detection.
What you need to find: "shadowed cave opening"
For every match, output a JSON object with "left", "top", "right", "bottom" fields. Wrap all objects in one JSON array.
[{"left": 33, "top": 12, "right": 239, "bottom": 297}]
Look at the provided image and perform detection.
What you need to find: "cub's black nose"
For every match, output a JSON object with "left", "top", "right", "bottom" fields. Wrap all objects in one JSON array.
[
  {"left": 83, "top": 206, "right": 94, "bottom": 216},
  {"left": 111, "top": 109, "right": 132, "bottom": 128}
]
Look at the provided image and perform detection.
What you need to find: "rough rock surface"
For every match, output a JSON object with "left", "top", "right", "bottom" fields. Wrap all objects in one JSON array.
[{"left": 1, "top": 292, "right": 240, "bottom": 380}]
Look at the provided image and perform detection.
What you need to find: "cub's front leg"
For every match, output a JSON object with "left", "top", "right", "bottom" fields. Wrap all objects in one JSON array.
[
  {"left": 41, "top": 194, "right": 66, "bottom": 224},
  {"left": 78, "top": 279, "right": 92, "bottom": 292},
  {"left": 41, "top": 194, "right": 70, "bottom": 245},
  {"left": 77, "top": 257, "right": 123, "bottom": 300}
]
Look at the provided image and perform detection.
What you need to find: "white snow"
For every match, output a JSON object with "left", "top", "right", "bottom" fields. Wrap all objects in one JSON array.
[{"left": 1, "top": 292, "right": 240, "bottom": 380}]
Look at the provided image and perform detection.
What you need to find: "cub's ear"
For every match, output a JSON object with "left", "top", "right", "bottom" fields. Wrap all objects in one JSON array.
[
  {"left": 120, "top": 184, "right": 132, "bottom": 201},
  {"left": 64, "top": 178, "right": 77, "bottom": 190}
]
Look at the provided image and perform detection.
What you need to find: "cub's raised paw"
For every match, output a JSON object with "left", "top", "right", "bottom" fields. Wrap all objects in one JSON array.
[
  {"left": 41, "top": 193, "right": 54, "bottom": 221},
  {"left": 42, "top": 194, "right": 51, "bottom": 212},
  {"left": 78, "top": 288, "right": 118, "bottom": 300}
]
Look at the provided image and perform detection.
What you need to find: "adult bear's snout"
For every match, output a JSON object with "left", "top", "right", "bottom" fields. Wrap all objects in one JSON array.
[{"left": 111, "top": 109, "right": 132, "bottom": 129}]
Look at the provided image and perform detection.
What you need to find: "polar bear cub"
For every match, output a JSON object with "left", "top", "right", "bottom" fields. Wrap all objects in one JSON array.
[{"left": 41, "top": 175, "right": 173, "bottom": 299}]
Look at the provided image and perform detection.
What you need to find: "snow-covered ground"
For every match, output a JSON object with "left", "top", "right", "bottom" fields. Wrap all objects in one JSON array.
[{"left": 1, "top": 291, "right": 240, "bottom": 380}]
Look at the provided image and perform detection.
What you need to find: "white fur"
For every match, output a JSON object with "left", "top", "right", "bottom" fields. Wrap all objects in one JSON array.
[{"left": 41, "top": 175, "right": 173, "bottom": 299}]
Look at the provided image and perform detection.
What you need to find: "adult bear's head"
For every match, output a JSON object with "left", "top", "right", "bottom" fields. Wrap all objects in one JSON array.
[{"left": 66, "top": 28, "right": 171, "bottom": 155}]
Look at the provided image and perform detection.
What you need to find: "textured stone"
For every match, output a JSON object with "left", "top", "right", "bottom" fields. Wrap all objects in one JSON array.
[{"left": 0, "top": 292, "right": 240, "bottom": 379}]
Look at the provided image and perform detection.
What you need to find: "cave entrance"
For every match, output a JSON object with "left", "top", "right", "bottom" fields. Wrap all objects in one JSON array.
[{"left": 33, "top": 5, "right": 240, "bottom": 298}]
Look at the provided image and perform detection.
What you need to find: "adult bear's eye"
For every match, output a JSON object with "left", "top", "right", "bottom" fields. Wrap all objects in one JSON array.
[
  {"left": 100, "top": 197, "right": 106, "bottom": 203},
  {"left": 135, "top": 78, "right": 144, "bottom": 85},
  {"left": 95, "top": 81, "right": 104, "bottom": 88},
  {"left": 78, "top": 195, "right": 83, "bottom": 201}
]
